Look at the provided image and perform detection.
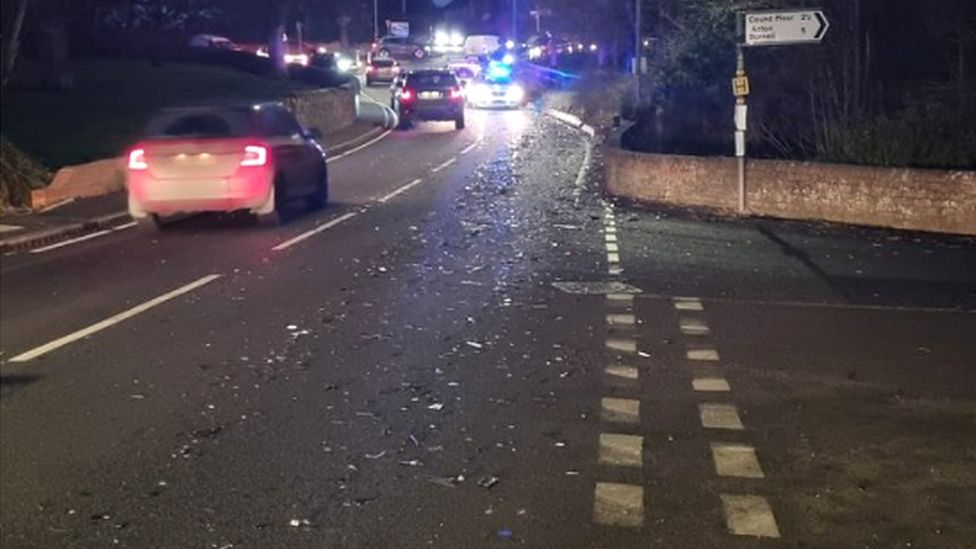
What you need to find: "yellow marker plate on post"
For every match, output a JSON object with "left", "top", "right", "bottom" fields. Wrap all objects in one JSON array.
[{"left": 732, "top": 75, "right": 750, "bottom": 97}]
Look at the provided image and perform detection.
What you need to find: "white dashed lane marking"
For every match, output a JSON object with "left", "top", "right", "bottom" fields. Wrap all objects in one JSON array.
[
  {"left": 377, "top": 178, "right": 424, "bottom": 204},
  {"left": 598, "top": 433, "right": 644, "bottom": 467},
  {"left": 679, "top": 317, "right": 710, "bottom": 335},
  {"left": 431, "top": 157, "right": 457, "bottom": 173},
  {"left": 594, "top": 483, "right": 644, "bottom": 527},
  {"left": 601, "top": 397, "right": 641, "bottom": 425},
  {"left": 699, "top": 403, "right": 745, "bottom": 430},
  {"left": 687, "top": 348, "right": 721, "bottom": 361},
  {"left": 606, "top": 338, "right": 637, "bottom": 353},
  {"left": 605, "top": 365, "right": 639, "bottom": 384},
  {"left": 272, "top": 212, "right": 358, "bottom": 252},
  {"left": 9, "top": 274, "right": 223, "bottom": 363},
  {"left": 711, "top": 443, "right": 765, "bottom": 478},
  {"left": 606, "top": 314, "right": 636, "bottom": 326},
  {"left": 693, "top": 377, "right": 731, "bottom": 392},
  {"left": 721, "top": 495, "right": 781, "bottom": 538},
  {"left": 607, "top": 252, "right": 620, "bottom": 263}
]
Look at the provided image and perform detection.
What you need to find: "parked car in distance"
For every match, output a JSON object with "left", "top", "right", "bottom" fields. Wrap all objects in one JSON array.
[
  {"left": 463, "top": 35, "right": 502, "bottom": 57},
  {"left": 372, "top": 36, "right": 427, "bottom": 60},
  {"left": 392, "top": 70, "right": 466, "bottom": 131},
  {"left": 366, "top": 58, "right": 401, "bottom": 86},
  {"left": 127, "top": 103, "right": 328, "bottom": 230},
  {"left": 188, "top": 34, "right": 242, "bottom": 51}
]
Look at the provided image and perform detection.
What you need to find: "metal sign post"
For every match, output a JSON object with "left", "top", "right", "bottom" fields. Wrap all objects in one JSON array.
[{"left": 733, "top": 8, "right": 830, "bottom": 214}]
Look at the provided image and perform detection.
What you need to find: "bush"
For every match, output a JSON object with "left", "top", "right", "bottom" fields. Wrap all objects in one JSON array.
[
  {"left": 817, "top": 104, "right": 976, "bottom": 169},
  {"left": 0, "top": 136, "right": 51, "bottom": 210}
]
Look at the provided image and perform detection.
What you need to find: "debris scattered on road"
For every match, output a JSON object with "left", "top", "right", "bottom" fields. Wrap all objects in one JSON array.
[
  {"left": 427, "top": 403, "right": 445, "bottom": 411},
  {"left": 465, "top": 341, "right": 484, "bottom": 349},
  {"left": 365, "top": 451, "right": 387, "bottom": 459},
  {"left": 478, "top": 476, "right": 500, "bottom": 489},
  {"left": 288, "top": 518, "right": 311, "bottom": 528},
  {"left": 399, "top": 459, "right": 422, "bottom": 467}
]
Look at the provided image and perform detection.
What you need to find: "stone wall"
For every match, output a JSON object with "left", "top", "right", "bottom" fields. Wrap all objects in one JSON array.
[
  {"left": 605, "top": 131, "right": 976, "bottom": 236},
  {"left": 284, "top": 88, "right": 357, "bottom": 137}
]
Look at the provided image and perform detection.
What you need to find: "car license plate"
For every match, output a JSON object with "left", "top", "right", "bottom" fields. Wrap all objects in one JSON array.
[{"left": 419, "top": 91, "right": 443, "bottom": 100}]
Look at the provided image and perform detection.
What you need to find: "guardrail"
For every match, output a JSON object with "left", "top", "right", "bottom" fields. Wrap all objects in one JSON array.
[{"left": 519, "top": 62, "right": 581, "bottom": 90}]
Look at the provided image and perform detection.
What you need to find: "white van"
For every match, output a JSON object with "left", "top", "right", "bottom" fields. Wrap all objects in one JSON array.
[{"left": 463, "top": 35, "right": 502, "bottom": 57}]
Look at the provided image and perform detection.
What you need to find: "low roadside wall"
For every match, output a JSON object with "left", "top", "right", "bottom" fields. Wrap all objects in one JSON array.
[
  {"left": 605, "top": 130, "right": 976, "bottom": 236},
  {"left": 285, "top": 88, "right": 357, "bottom": 136},
  {"left": 30, "top": 87, "right": 358, "bottom": 210}
]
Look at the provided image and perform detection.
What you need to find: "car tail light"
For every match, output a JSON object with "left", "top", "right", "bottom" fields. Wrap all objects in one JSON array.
[
  {"left": 128, "top": 148, "right": 148, "bottom": 171},
  {"left": 449, "top": 87, "right": 464, "bottom": 100},
  {"left": 240, "top": 145, "right": 269, "bottom": 167},
  {"left": 400, "top": 88, "right": 415, "bottom": 102},
  {"left": 367, "top": 65, "right": 376, "bottom": 72}
]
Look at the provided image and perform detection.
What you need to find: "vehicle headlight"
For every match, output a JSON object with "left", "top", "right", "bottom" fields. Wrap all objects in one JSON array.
[
  {"left": 471, "top": 84, "right": 490, "bottom": 102},
  {"left": 434, "top": 32, "right": 450, "bottom": 47},
  {"left": 507, "top": 84, "right": 524, "bottom": 102},
  {"left": 502, "top": 54, "right": 515, "bottom": 65},
  {"left": 450, "top": 33, "right": 465, "bottom": 47},
  {"left": 529, "top": 46, "right": 542, "bottom": 59},
  {"left": 336, "top": 58, "right": 353, "bottom": 72}
]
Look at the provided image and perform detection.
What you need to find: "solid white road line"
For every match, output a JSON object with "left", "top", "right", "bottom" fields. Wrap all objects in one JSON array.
[
  {"left": 327, "top": 130, "right": 392, "bottom": 163},
  {"left": 378, "top": 178, "right": 424, "bottom": 204},
  {"left": 593, "top": 482, "right": 644, "bottom": 527},
  {"left": 431, "top": 157, "right": 457, "bottom": 173},
  {"left": 598, "top": 433, "right": 643, "bottom": 467},
  {"left": 687, "top": 348, "right": 720, "bottom": 361},
  {"left": 693, "top": 377, "right": 731, "bottom": 392},
  {"left": 113, "top": 221, "right": 138, "bottom": 231},
  {"left": 30, "top": 230, "right": 112, "bottom": 254},
  {"left": 712, "top": 443, "right": 765, "bottom": 478},
  {"left": 9, "top": 274, "right": 222, "bottom": 363},
  {"left": 272, "top": 212, "right": 358, "bottom": 252},
  {"left": 601, "top": 397, "right": 641, "bottom": 425},
  {"left": 700, "top": 403, "right": 745, "bottom": 430},
  {"left": 721, "top": 495, "right": 780, "bottom": 538}
]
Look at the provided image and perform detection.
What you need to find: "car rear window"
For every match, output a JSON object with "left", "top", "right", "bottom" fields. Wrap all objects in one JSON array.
[
  {"left": 372, "top": 59, "right": 396, "bottom": 67},
  {"left": 408, "top": 73, "right": 456, "bottom": 88},
  {"left": 146, "top": 110, "right": 251, "bottom": 138}
]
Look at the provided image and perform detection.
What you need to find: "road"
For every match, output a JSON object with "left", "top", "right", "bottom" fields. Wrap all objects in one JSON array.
[{"left": 2, "top": 79, "right": 975, "bottom": 549}]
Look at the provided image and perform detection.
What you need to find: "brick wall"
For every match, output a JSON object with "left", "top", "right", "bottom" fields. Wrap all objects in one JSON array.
[{"left": 605, "top": 136, "right": 976, "bottom": 236}]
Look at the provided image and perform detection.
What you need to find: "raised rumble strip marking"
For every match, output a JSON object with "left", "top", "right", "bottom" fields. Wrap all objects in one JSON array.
[
  {"left": 9, "top": 274, "right": 223, "bottom": 363},
  {"left": 272, "top": 212, "right": 358, "bottom": 252}
]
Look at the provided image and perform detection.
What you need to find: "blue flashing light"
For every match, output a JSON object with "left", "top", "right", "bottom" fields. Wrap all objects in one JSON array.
[{"left": 488, "top": 62, "right": 512, "bottom": 80}]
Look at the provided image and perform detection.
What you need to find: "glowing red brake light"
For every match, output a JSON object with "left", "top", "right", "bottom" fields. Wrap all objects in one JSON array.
[
  {"left": 449, "top": 87, "right": 464, "bottom": 100},
  {"left": 400, "top": 88, "right": 415, "bottom": 102},
  {"left": 240, "top": 145, "right": 269, "bottom": 167},
  {"left": 128, "top": 148, "right": 148, "bottom": 171}
]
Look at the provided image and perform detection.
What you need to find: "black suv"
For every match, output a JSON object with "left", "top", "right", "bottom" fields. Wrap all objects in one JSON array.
[
  {"left": 392, "top": 70, "right": 466, "bottom": 131},
  {"left": 372, "top": 36, "right": 427, "bottom": 60}
]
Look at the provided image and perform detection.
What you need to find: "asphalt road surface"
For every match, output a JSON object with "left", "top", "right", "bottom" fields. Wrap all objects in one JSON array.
[{"left": 2, "top": 83, "right": 975, "bottom": 548}]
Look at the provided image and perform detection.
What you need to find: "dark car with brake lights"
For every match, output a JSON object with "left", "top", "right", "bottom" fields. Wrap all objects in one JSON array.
[
  {"left": 392, "top": 70, "right": 466, "bottom": 131},
  {"left": 365, "top": 58, "right": 401, "bottom": 86}
]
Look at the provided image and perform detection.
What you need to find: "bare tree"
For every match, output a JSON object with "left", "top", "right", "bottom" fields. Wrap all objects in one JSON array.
[{"left": 1, "top": 0, "right": 30, "bottom": 88}]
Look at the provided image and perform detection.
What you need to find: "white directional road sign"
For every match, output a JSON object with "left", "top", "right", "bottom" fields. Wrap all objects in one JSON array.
[{"left": 744, "top": 10, "right": 829, "bottom": 46}]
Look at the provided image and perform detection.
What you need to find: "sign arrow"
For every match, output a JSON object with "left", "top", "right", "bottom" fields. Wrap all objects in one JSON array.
[{"left": 744, "top": 10, "right": 830, "bottom": 46}]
